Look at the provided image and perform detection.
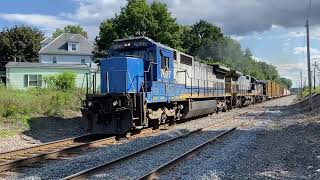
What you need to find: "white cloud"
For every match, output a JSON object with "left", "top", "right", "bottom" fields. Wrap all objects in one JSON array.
[
  {"left": 0, "top": 13, "right": 75, "bottom": 34},
  {"left": 230, "top": 35, "right": 244, "bottom": 41},
  {"left": 287, "top": 31, "right": 304, "bottom": 38},
  {"left": 63, "top": 0, "right": 127, "bottom": 24},
  {"left": 276, "top": 63, "right": 306, "bottom": 87},
  {"left": 252, "top": 56, "right": 271, "bottom": 63},
  {"left": 293, "top": 46, "right": 320, "bottom": 55}
]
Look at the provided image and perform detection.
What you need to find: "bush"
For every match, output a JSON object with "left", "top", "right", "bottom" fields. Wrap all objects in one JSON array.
[{"left": 43, "top": 72, "right": 76, "bottom": 91}]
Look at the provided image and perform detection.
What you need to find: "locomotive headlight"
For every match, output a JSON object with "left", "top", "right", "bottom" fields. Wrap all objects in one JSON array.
[
  {"left": 112, "top": 100, "right": 118, "bottom": 107},
  {"left": 87, "top": 101, "right": 93, "bottom": 107}
]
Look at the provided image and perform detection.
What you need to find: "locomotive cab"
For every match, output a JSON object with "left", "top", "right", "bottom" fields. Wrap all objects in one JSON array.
[{"left": 82, "top": 37, "right": 176, "bottom": 135}]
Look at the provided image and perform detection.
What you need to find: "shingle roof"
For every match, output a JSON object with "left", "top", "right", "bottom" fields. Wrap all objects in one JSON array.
[
  {"left": 39, "top": 33, "right": 94, "bottom": 55},
  {"left": 40, "top": 37, "right": 54, "bottom": 44}
]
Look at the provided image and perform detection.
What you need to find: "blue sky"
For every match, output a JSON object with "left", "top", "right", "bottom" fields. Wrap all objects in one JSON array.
[{"left": 1, "top": 0, "right": 319, "bottom": 88}]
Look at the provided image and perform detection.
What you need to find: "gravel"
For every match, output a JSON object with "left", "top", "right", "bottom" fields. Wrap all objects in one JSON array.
[
  {"left": 161, "top": 95, "right": 320, "bottom": 180},
  {"left": 1, "top": 97, "right": 294, "bottom": 179},
  {"left": 0, "top": 116, "right": 87, "bottom": 154}
]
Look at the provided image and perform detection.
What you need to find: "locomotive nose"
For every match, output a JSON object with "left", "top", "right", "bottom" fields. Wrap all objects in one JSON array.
[{"left": 100, "top": 57, "right": 145, "bottom": 93}]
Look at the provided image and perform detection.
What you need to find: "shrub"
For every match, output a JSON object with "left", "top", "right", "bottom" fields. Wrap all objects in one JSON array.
[{"left": 43, "top": 72, "right": 76, "bottom": 91}]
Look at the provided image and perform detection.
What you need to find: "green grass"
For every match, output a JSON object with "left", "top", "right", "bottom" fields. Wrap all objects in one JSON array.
[
  {"left": 0, "top": 85, "right": 85, "bottom": 138},
  {"left": 302, "top": 86, "right": 320, "bottom": 98},
  {"left": 0, "top": 129, "right": 21, "bottom": 138}
]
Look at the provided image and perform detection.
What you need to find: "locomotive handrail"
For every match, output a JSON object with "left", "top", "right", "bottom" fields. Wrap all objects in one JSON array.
[{"left": 144, "top": 62, "right": 158, "bottom": 73}]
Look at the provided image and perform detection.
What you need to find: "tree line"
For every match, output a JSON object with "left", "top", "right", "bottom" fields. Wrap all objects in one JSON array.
[{"left": 0, "top": 0, "right": 292, "bottom": 89}]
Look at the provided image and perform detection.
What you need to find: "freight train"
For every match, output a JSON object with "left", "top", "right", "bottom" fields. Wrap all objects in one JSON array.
[{"left": 81, "top": 37, "right": 290, "bottom": 135}]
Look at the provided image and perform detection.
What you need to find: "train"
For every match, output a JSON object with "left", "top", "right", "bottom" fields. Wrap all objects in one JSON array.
[{"left": 81, "top": 37, "right": 290, "bottom": 135}]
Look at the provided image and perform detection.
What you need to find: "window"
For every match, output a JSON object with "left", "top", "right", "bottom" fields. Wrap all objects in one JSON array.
[
  {"left": 148, "top": 52, "right": 155, "bottom": 62},
  {"left": 161, "top": 56, "right": 170, "bottom": 69},
  {"left": 117, "top": 50, "right": 145, "bottom": 59},
  {"left": 173, "top": 51, "right": 177, "bottom": 60},
  {"left": 72, "top": 43, "right": 77, "bottom": 51},
  {"left": 180, "top": 54, "right": 192, "bottom": 66},
  {"left": 81, "top": 58, "right": 86, "bottom": 64},
  {"left": 24, "top": 75, "right": 42, "bottom": 87},
  {"left": 53, "top": 56, "right": 57, "bottom": 64}
]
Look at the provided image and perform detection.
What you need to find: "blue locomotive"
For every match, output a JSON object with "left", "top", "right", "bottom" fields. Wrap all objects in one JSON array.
[{"left": 82, "top": 37, "right": 269, "bottom": 135}]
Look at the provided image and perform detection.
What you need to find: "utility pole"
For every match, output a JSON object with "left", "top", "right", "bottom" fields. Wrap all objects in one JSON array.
[
  {"left": 306, "top": 19, "right": 312, "bottom": 110},
  {"left": 314, "top": 61, "right": 317, "bottom": 90},
  {"left": 300, "top": 70, "right": 303, "bottom": 98}
]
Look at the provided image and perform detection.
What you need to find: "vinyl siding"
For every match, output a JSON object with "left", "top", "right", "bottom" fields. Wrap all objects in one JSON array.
[
  {"left": 40, "top": 54, "right": 93, "bottom": 65},
  {"left": 6, "top": 66, "right": 100, "bottom": 90}
]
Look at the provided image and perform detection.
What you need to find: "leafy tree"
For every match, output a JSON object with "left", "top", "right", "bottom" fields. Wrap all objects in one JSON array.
[
  {"left": 149, "top": 1, "right": 181, "bottom": 49},
  {"left": 0, "top": 25, "right": 44, "bottom": 67},
  {"left": 181, "top": 20, "right": 224, "bottom": 58},
  {"left": 94, "top": 0, "right": 181, "bottom": 58},
  {"left": 52, "top": 25, "right": 88, "bottom": 38},
  {"left": 278, "top": 77, "right": 293, "bottom": 89}
]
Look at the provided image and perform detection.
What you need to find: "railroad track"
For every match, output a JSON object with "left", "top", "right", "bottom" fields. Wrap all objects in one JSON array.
[
  {"left": 63, "top": 109, "right": 267, "bottom": 180},
  {"left": 0, "top": 134, "right": 114, "bottom": 173},
  {"left": 0, "top": 104, "right": 268, "bottom": 175}
]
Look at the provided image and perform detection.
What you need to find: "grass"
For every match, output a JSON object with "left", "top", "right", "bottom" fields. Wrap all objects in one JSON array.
[
  {"left": 302, "top": 86, "right": 320, "bottom": 98},
  {"left": 0, "top": 84, "right": 85, "bottom": 138}
]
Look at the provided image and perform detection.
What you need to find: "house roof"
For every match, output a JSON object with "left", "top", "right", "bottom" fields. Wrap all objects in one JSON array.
[
  {"left": 40, "top": 37, "right": 54, "bottom": 44},
  {"left": 39, "top": 33, "right": 94, "bottom": 55},
  {"left": 6, "top": 62, "right": 91, "bottom": 70}
]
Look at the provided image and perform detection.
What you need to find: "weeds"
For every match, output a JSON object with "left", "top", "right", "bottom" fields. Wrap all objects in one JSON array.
[{"left": 0, "top": 85, "right": 84, "bottom": 137}]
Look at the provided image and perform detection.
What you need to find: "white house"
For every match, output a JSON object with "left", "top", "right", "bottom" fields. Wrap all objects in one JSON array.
[
  {"left": 39, "top": 33, "right": 94, "bottom": 65},
  {"left": 5, "top": 33, "right": 100, "bottom": 90}
]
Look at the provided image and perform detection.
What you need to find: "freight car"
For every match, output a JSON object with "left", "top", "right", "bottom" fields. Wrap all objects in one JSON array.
[{"left": 82, "top": 37, "right": 289, "bottom": 135}]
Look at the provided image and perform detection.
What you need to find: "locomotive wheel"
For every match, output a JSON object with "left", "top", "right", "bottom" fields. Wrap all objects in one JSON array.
[{"left": 168, "top": 116, "right": 176, "bottom": 126}]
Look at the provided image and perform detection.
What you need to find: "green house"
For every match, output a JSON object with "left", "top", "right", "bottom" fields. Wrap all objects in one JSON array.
[{"left": 5, "top": 62, "right": 100, "bottom": 90}]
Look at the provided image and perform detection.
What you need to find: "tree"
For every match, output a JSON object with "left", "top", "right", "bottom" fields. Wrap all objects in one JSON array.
[
  {"left": 181, "top": 20, "right": 224, "bottom": 57},
  {"left": 279, "top": 77, "right": 293, "bottom": 89},
  {"left": 0, "top": 25, "right": 44, "bottom": 67},
  {"left": 94, "top": 0, "right": 181, "bottom": 58},
  {"left": 52, "top": 25, "right": 88, "bottom": 38},
  {"left": 149, "top": 1, "right": 181, "bottom": 49}
]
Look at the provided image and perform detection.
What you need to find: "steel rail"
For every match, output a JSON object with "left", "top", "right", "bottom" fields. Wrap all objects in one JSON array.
[
  {"left": 62, "top": 108, "right": 262, "bottom": 180},
  {"left": 0, "top": 134, "right": 114, "bottom": 172},
  {"left": 139, "top": 110, "right": 267, "bottom": 180},
  {"left": 0, "top": 108, "right": 247, "bottom": 173},
  {"left": 138, "top": 127, "right": 237, "bottom": 180}
]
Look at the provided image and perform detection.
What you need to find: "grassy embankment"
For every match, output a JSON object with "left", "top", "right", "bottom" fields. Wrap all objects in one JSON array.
[
  {"left": 302, "top": 86, "right": 320, "bottom": 98},
  {"left": 0, "top": 85, "right": 84, "bottom": 138}
]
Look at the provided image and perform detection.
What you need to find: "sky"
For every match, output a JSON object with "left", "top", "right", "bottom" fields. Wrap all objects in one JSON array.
[{"left": 0, "top": 0, "right": 320, "bottom": 88}]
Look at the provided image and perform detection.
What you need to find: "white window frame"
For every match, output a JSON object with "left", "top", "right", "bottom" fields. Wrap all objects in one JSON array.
[
  {"left": 72, "top": 43, "right": 77, "bottom": 51},
  {"left": 25, "top": 75, "right": 42, "bottom": 87}
]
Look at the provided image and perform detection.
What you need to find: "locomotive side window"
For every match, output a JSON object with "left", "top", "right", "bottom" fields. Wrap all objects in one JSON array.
[
  {"left": 161, "top": 56, "right": 170, "bottom": 69},
  {"left": 148, "top": 51, "right": 155, "bottom": 62},
  {"left": 173, "top": 51, "right": 177, "bottom": 60},
  {"left": 180, "top": 54, "right": 192, "bottom": 66}
]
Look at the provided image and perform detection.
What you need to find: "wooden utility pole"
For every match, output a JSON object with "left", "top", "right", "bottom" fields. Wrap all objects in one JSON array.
[
  {"left": 314, "top": 61, "right": 317, "bottom": 90},
  {"left": 306, "top": 19, "right": 312, "bottom": 110},
  {"left": 300, "top": 70, "right": 303, "bottom": 98}
]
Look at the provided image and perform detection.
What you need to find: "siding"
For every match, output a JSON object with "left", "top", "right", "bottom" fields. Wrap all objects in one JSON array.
[
  {"left": 40, "top": 54, "right": 93, "bottom": 65},
  {"left": 6, "top": 66, "right": 101, "bottom": 90}
]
